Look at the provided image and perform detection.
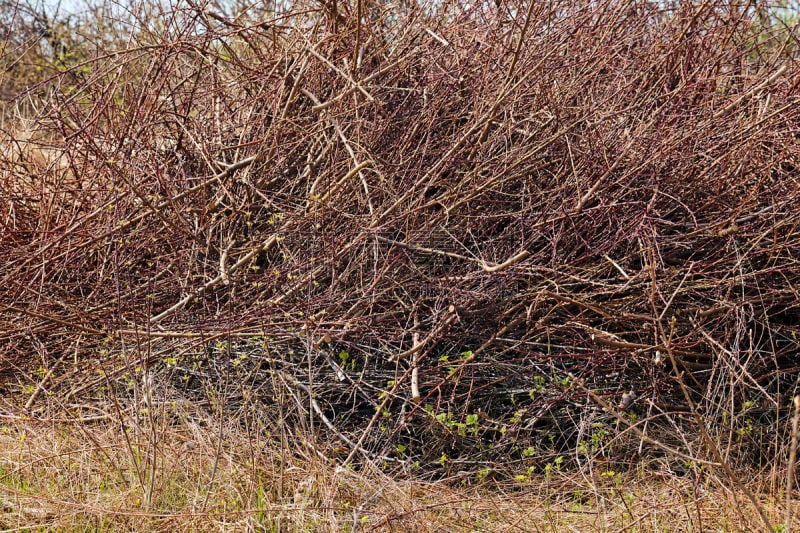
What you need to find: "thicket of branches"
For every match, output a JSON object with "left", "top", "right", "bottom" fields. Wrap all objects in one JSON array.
[{"left": 2, "top": 0, "right": 800, "bottom": 477}]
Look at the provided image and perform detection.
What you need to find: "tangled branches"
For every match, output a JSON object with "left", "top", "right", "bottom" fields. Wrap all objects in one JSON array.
[{"left": 1, "top": 0, "right": 799, "bottom": 474}]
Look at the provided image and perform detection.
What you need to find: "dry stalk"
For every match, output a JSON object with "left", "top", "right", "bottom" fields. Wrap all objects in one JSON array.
[{"left": 787, "top": 395, "right": 800, "bottom": 532}]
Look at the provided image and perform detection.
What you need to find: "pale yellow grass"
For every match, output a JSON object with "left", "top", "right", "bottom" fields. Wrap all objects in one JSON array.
[{"left": 0, "top": 413, "right": 787, "bottom": 532}]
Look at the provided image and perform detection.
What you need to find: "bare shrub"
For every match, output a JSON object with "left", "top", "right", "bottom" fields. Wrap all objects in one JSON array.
[{"left": 1, "top": 0, "right": 799, "bottom": 503}]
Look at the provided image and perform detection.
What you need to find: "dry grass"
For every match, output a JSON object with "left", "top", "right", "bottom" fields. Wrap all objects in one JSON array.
[{"left": 0, "top": 406, "right": 788, "bottom": 532}]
